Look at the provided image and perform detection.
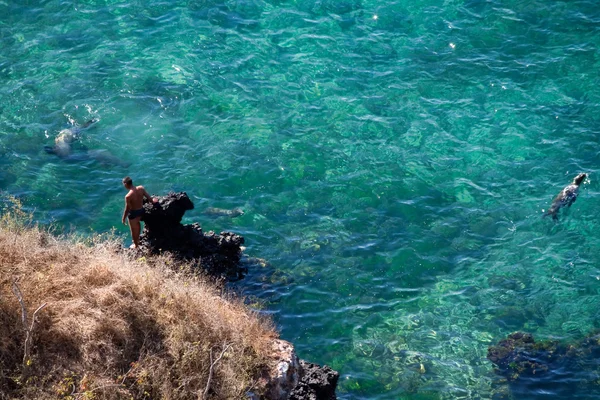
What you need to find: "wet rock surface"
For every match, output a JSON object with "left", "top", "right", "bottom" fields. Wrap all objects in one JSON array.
[
  {"left": 487, "top": 331, "right": 600, "bottom": 399},
  {"left": 289, "top": 360, "right": 339, "bottom": 400},
  {"left": 139, "top": 192, "right": 246, "bottom": 279}
]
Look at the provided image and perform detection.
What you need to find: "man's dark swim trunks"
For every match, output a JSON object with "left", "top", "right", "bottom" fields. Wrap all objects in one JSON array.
[{"left": 128, "top": 208, "right": 144, "bottom": 220}]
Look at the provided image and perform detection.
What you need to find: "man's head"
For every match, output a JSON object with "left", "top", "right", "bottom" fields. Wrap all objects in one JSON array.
[
  {"left": 573, "top": 173, "right": 587, "bottom": 186},
  {"left": 122, "top": 176, "right": 133, "bottom": 189}
]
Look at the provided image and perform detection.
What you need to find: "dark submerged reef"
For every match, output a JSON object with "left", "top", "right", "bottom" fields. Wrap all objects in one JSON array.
[{"left": 488, "top": 331, "right": 600, "bottom": 399}]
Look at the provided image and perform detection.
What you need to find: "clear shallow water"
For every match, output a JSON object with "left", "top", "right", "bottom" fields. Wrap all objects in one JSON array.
[{"left": 2, "top": 0, "right": 600, "bottom": 398}]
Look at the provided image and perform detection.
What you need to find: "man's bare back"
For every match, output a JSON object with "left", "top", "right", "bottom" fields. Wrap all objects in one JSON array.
[{"left": 125, "top": 185, "right": 151, "bottom": 211}]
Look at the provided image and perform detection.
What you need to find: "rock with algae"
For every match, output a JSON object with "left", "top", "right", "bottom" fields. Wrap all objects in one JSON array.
[
  {"left": 487, "top": 331, "right": 600, "bottom": 399},
  {"left": 139, "top": 192, "right": 246, "bottom": 279}
]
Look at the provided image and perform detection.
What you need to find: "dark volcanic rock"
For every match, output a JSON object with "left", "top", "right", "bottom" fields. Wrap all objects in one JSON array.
[
  {"left": 487, "top": 331, "right": 600, "bottom": 399},
  {"left": 142, "top": 191, "right": 193, "bottom": 229},
  {"left": 255, "top": 340, "right": 339, "bottom": 400},
  {"left": 139, "top": 192, "right": 246, "bottom": 279},
  {"left": 289, "top": 360, "right": 339, "bottom": 400}
]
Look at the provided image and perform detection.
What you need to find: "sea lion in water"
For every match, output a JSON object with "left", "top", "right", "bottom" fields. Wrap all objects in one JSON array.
[
  {"left": 203, "top": 207, "right": 244, "bottom": 218},
  {"left": 543, "top": 173, "right": 587, "bottom": 220},
  {"left": 44, "top": 119, "right": 97, "bottom": 157},
  {"left": 44, "top": 119, "right": 129, "bottom": 167}
]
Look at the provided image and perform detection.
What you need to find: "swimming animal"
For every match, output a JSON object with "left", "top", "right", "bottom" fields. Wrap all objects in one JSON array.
[
  {"left": 44, "top": 119, "right": 97, "bottom": 157},
  {"left": 44, "top": 119, "right": 128, "bottom": 167},
  {"left": 203, "top": 207, "right": 244, "bottom": 218},
  {"left": 543, "top": 173, "right": 587, "bottom": 220}
]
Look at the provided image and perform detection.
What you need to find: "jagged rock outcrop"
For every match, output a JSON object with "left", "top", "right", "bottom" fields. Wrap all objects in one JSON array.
[
  {"left": 289, "top": 360, "right": 338, "bottom": 400},
  {"left": 251, "top": 339, "right": 339, "bottom": 400},
  {"left": 261, "top": 340, "right": 302, "bottom": 399},
  {"left": 139, "top": 192, "right": 246, "bottom": 279}
]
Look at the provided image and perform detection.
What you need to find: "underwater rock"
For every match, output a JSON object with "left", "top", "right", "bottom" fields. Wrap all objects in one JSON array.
[
  {"left": 139, "top": 192, "right": 246, "bottom": 279},
  {"left": 203, "top": 206, "right": 244, "bottom": 217},
  {"left": 487, "top": 331, "right": 600, "bottom": 399}
]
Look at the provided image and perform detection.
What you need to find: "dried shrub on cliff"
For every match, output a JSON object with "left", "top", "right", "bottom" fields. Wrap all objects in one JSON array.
[{"left": 0, "top": 198, "right": 275, "bottom": 399}]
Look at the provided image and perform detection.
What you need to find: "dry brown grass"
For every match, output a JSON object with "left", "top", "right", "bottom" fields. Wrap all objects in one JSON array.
[{"left": 0, "top": 199, "right": 276, "bottom": 400}]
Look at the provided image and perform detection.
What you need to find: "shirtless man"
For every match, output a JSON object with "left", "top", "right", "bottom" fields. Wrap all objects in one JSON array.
[{"left": 121, "top": 176, "right": 154, "bottom": 248}]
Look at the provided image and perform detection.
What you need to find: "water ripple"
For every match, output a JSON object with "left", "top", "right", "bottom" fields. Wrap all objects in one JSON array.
[{"left": 2, "top": 0, "right": 600, "bottom": 398}]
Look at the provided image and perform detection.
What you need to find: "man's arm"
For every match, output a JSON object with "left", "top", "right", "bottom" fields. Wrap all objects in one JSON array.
[
  {"left": 122, "top": 197, "right": 130, "bottom": 224},
  {"left": 140, "top": 186, "right": 154, "bottom": 202}
]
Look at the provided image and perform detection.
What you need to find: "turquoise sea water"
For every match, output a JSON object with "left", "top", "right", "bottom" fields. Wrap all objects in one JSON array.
[{"left": 2, "top": 0, "right": 600, "bottom": 398}]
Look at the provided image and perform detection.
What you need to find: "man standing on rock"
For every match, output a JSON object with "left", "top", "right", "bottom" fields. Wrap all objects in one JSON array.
[{"left": 122, "top": 176, "right": 155, "bottom": 249}]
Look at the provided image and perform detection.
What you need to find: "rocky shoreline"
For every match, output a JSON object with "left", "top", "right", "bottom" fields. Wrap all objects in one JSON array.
[
  {"left": 137, "top": 192, "right": 339, "bottom": 399},
  {"left": 136, "top": 192, "right": 246, "bottom": 279}
]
